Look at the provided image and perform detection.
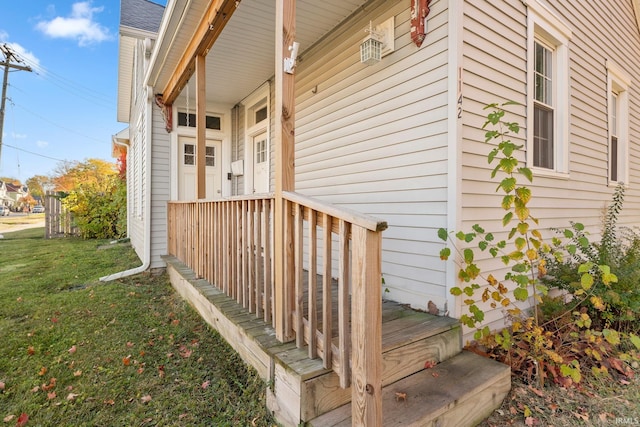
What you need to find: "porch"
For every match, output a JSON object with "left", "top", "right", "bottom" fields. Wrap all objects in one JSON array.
[{"left": 164, "top": 194, "right": 510, "bottom": 426}]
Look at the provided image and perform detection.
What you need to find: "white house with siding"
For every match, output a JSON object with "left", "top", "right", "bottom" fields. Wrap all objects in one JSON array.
[
  {"left": 115, "top": 0, "right": 640, "bottom": 330},
  {"left": 114, "top": 0, "right": 640, "bottom": 424}
]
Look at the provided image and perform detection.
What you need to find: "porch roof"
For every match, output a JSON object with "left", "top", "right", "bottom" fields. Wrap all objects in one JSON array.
[{"left": 146, "top": 0, "right": 369, "bottom": 106}]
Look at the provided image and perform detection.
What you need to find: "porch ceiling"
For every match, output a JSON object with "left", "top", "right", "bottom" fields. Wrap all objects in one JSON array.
[{"left": 147, "top": 0, "right": 369, "bottom": 106}]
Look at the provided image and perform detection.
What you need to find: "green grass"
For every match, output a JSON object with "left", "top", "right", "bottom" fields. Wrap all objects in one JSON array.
[{"left": 0, "top": 228, "right": 277, "bottom": 426}]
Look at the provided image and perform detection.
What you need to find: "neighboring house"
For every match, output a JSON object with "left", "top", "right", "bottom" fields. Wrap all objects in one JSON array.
[
  {"left": 115, "top": 0, "right": 640, "bottom": 424},
  {"left": 0, "top": 181, "right": 9, "bottom": 206},
  {"left": 5, "top": 183, "right": 29, "bottom": 209}
]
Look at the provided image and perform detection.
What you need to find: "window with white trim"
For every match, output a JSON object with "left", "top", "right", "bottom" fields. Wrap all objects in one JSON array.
[
  {"left": 607, "top": 62, "right": 630, "bottom": 184},
  {"left": 527, "top": 2, "right": 571, "bottom": 173},
  {"left": 533, "top": 40, "right": 554, "bottom": 169}
]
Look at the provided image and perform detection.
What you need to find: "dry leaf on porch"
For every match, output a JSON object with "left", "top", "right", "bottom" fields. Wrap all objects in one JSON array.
[
  {"left": 424, "top": 360, "right": 437, "bottom": 369},
  {"left": 427, "top": 301, "right": 439, "bottom": 315},
  {"left": 395, "top": 391, "right": 407, "bottom": 401}
]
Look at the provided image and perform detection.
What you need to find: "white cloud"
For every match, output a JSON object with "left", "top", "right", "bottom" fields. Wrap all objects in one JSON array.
[
  {"left": 35, "top": 2, "right": 111, "bottom": 47},
  {"left": 11, "top": 133, "right": 28, "bottom": 140},
  {"left": 36, "top": 140, "right": 49, "bottom": 148}
]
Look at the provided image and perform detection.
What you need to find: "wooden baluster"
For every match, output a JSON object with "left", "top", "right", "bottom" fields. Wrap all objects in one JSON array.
[
  {"left": 322, "top": 213, "right": 333, "bottom": 369},
  {"left": 308, "top": 208, "right": 317, "bottom": 359}
]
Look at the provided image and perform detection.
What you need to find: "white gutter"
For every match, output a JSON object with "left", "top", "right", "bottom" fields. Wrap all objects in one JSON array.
[{"left": 101, "top": 88, "right": 154, "bottom": 281}]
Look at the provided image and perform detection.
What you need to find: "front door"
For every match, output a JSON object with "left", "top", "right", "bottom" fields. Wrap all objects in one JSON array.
[
  {"left": 178, "top": 136, "right": 222, "bottom": 200},
  {"left": 252, "top": 132, "right": 269, "bottom": 194}
]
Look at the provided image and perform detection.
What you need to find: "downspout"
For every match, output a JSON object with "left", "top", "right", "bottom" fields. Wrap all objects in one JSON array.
[
  {"left": 112, "top": 137, "right": 131, "bottom": 237},
  {"left": 101, "top": 87, "right": 154, "bottom": 281}
]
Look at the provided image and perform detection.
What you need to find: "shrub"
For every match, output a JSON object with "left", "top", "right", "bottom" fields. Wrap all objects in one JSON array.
[
  {"left": 439, "top": 102, "right": 640, "bottom": 388},
  {"left": 63, "top": 175, "right": 127, "bottom": 239},
  {"left": 540, "top": 184, "right": 640, "bottom": 333}
]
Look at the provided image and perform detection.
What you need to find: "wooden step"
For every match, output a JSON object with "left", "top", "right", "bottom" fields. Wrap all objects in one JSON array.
[
  {"left": 308, "top": 350, "right": 511, "bottom": 426},
  {"left": 297, "top": 309, "right": 462, "bottom": 422}
]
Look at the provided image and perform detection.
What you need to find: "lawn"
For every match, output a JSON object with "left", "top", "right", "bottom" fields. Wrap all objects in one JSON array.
[{"left": 0, "top": 228, "right": 277, "bottom": 426}]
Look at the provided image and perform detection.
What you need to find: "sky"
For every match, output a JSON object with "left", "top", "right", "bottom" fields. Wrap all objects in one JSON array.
[{"left": 0, "top": 0, "right": 166, "bottom": 184}]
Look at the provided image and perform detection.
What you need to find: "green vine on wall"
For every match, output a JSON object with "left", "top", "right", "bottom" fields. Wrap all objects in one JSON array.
[{"left": 438, "top": 102, "right": 639, "bottom": 387}]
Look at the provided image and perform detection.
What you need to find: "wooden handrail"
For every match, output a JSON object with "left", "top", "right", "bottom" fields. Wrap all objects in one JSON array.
[
  {"left": 283, "top": 191, "right": 388, "bottom": 232},
  {"left": 167, "top": 191, "right": 385, "bottom": 424}
]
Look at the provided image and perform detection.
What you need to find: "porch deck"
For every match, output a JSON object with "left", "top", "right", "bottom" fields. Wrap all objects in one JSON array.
[{"left": 163, "top": 255, "right": 510, "bottom": 426}]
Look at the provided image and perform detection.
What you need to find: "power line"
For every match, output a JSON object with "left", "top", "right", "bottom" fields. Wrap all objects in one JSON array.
[
  {"left": 2, "top": 142, "right": 67, "bottom": 162},
  {"left": 12, "top": 101, "right": 110, "bottom": 145},
  {"left": 19, "top": 55, "right": 114, "bottom": 108}
]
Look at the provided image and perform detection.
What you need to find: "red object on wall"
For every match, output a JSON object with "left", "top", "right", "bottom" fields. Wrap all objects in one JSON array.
[{"left": 410, "top": 0, "right": 431, "bottom": 47}]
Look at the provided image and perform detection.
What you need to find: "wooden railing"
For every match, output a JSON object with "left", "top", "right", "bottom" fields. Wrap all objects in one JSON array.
[
  {"left": 167, "top": 195, "right": 274, "bottom": 323},
  {"left": 167, "top": 192, "right": 387, "bottom": 395}
]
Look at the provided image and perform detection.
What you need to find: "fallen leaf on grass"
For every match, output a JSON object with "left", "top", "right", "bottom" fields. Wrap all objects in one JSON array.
[
  {"left": 73, "top": 370, "right": 82, "bottom": 377},
  {"left": 41, "top": 378, "right": 57, "bottom": 391},
  {"left": 103, "top": 399, "right": 115, "bottom": 406},
  {"left": 201, "top": 381, "right": 210, "bottom": 389},
  {"left": 38, "top": 367, "right": 47, "bottom": 376},
  {"left": 178, "top": 346, "right": 192, "bottom": 358},
  {"left": 27, "top": 346, "right": 35, "bottom": 356},
  {"left": 68, "top": 345, "right": 77, "bottom": 354},
  {"left": 126, "top": 342, "right": 134, "bottom": 348},
  {"left": 528, "top": 386, "right": 544, "bottom": 397},
  {"left": 0, "top": 381, "right": 5, "bottom": 390},
  {"left": 16, "top": 413, "right": 29, "bottom": 427},
  {"left": 66, "top": 393, "right": 79, "bottom": 401},
  {"left": 158, "top": 365, "right": 165, "bottom": 378},
  {"left": 3, "top": 414, "right": 15, "bottom": 422},
  {"left": 47, "top": 392, "right": 56, "bottom": 400},
  {"left": 123, "top": 355, "right": 131, "bottom": 366},
  {"left": 141, "top": 395, "right": 152, "bottom": 403},
  {"left": 525, "top": 416, "right": 535, "bottom": 426},
  {"left": 573, "top": 412, "right": 589, "bottom": 421}
]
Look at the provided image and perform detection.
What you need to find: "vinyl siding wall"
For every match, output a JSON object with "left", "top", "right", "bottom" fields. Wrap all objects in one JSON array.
[
  {"left": 128, "top": 40, "right": 149, "bottom": 263},
  {"left": 294, "top": 0, "right": 451, "bottom": 309},
  {"left": 460, "top": 0, "right": 640, "bottom": 331},
  {"left": 150, "top": 104, "right": 171, "bottom": 269}
]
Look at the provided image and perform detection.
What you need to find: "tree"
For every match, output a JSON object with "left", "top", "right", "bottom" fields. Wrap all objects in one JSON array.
[
  {"left": 25, "top": 175, "right": 52, "bottom": 199},
  {"left": 51, "top": 158, "right": 117, "bottom": 192},
  {"left": 0, "top": 176, "right": 20, "bottom": 185}
]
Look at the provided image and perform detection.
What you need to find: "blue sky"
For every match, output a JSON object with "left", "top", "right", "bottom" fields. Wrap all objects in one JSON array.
[{"left": 0, "top": 0, "right": 165, "bottom": 183}]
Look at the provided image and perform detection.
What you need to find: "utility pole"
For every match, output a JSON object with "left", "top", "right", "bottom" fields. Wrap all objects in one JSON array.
[{"left": 0, "top": 43, "right": 32, "bottom": 166}]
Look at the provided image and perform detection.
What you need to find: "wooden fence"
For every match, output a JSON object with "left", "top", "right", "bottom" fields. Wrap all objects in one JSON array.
[{"left": 44, "top": 191, "right": 78, "bottom": 238}]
